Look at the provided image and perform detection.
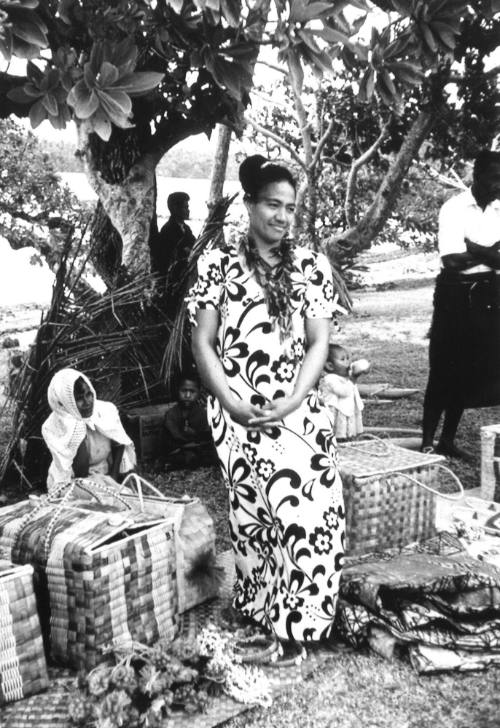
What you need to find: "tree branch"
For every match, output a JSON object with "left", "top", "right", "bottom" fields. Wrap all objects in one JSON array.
[
  {"left": 145, "top": 117, "right": 211, "bottom": 167},
  {"left": 244, "top": 115, "right": 305, "bottom": 168},
  {"left": 0, "top": 202, "right": 64, "bottom": 227},
  {"left": 256, "top": 59, "right": 287, "bottom": 75},
  {"left": 311, "top": 116, "right": 336, "bottom": 170},
  {"left": 327, "top": 109, "right": 435, "bottom": 260},
  {"left": 344, "top": 116, "right": 391, "bottom": 227}
]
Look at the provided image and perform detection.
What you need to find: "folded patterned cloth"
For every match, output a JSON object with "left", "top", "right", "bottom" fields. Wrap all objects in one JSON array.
[{"left": 337, "top": 534, "right": 500, "bottom": 673}]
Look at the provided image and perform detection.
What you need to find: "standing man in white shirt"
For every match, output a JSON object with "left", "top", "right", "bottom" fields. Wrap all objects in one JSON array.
[{"left": 421, "top": 150, "right": 500, "bottom": 460}]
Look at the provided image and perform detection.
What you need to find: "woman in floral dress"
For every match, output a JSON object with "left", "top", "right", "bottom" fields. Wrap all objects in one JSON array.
[{"left": 187, "top": 155, "right": 345, "bottom": 651}]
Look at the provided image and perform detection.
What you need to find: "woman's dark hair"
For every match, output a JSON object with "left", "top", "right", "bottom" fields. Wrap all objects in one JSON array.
[
  {"left": 472, "top": 150, "right": 500, "bottom": 209},
  {"left": 238, "top": 154, "right": 296, "bottom": 200}
]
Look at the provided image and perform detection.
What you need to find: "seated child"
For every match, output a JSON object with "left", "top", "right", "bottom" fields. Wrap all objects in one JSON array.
[
  {"left": 164, "top": 374, "right": 217, "bottom": 469},
  {"left": 320, "top": 344, "right": 370, "bottom": 440},
  {"left": 42, "top": 368, "right": 136, "bottom": 496}
]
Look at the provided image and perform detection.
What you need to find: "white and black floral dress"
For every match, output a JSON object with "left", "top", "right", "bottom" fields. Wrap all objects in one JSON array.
[{"left": 187, "top": 243, "right": 345, "bottom": 642}]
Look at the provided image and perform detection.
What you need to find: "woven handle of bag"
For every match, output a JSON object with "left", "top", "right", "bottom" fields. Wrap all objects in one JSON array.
[
  {"left": 396, "top": 464, "right": 464, "bottom": 501},
  {"left": 120, "top": 472, "right": 196, "bottom": 510},
  {"left": 341, "top": 433, "right": 394, "bottom": 457},
  {"left": 42, "top": 479, "right": 133, "bottom": 559},
  {"left": 10, "top": 479, "right": 75, "bottom": 560},
  {"left": 51, "top": 478, "right": 133, "bottom": 511}
]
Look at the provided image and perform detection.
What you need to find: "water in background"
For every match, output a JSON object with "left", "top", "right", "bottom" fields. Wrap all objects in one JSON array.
[
  {"left": 1, "top": 173, "right": 245, "bottom": 306},
  {"left": 61, "top": 173, "right": 244, "bottom": 235}
]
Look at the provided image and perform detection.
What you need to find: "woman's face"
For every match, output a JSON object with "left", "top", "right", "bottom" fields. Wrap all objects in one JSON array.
[
  {"left": 74, "top": 378, "right": 94, "bottom": 418},
  {"left": 246, "top": 180, "right": 296, "bottom": 248}
]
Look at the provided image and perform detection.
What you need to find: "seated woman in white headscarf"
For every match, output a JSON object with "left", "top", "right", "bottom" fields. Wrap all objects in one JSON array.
[{"left": 41, "top": 368, "right": 136, "bottom": 497}]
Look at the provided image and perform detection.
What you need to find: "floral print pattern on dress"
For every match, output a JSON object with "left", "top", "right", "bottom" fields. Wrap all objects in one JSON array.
[{"left": 187, "top": 243, "right": 345, "bottom": 642}]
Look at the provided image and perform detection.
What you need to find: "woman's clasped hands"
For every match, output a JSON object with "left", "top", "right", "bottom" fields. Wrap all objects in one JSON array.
[{"left": 228, "top": 396, "right": 299, "bottom": 430}]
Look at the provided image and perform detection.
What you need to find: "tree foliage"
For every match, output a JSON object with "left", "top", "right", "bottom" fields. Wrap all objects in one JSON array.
[
  {"left": 0, "top": 0, "right": 498, "bottom": 278},
  {"left": 0, "top": 117, "right": 90, "bottom": 269},
  {"left": 241, "top": 0, "right": 499, "bottom": 271},
  {"left": 0, "top": 0, "right": 266, "bottom": 145}
]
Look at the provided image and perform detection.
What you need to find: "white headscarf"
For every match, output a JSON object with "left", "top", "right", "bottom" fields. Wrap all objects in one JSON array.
[{"left": 42, "top": 368, "right": 136, "bottom": 493}]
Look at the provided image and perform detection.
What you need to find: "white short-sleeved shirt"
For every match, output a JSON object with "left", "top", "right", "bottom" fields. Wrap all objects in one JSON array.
[{"left": 438, "top": 189, "right": 500, "bottom": 274}]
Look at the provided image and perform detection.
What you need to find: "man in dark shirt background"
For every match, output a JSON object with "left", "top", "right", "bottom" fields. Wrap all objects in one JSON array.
[{"left": 152, "top": 191, "right": 196, "bottom": 285}]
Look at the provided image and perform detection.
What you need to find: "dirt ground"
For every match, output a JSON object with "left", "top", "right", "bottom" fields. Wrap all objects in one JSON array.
[
  {"left": 344, "top": 283, "right": 433, "bottom": 345},
  {"left": 2, "top": 281, "right": 500, "bottom": 728}
]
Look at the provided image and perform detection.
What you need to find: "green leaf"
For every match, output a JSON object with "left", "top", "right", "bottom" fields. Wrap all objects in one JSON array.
[
  {"left": 384, "top": 33, "right": 414, "bottom": 60},
  {"left": 166, "top": 0, "right": 184, "bottom": 12},
  {"left": 109, "top": 38, "right": 138, "bottom": 73},
  {"left": 7, "top": 86, "right": 31, "bottom": 103},
  {"left": 376, "top": 69, "right": 402, "bottom": 110},
  {"left": 90, "top": 110, "right": 112, "bottom": 141},
  {"left": 430, "top": 21, "right": 458, "bottom": 50},
  {"left": 26, "top": 60, "right": 44, "bottom": 84},
  {"left": 365, "top": 67, "right": 375, "bottom": 100},
  {"left": 113, "top": 72, "right": 164, "bottom": 96},
  {"left": 23, "top": 81, "right": 42, "bottom": 97},
  {"left": 67, "top": 80, "right": 100, "bottom": 118},
  {"left": 297, "top": 29, "right": 322, "bottom": 54},
  {"left": 96, "top": 61, "right": 119, "bottom": 88},
  {"left": 0, "top": 33, "right": 13, "bottom": 62},
  {"left": 379, "top": 69, "right": 397, "bottom": 97},
  {"left": 287, "top": 50, "right": 304, "bottom": 94},
  {"left": 290, "top": 1, "right": 335, "bottom": 23},
  {"left": 8, "top": 9, "right": 48, "bottom": 48},
  {"left": 420, "top": 24, "right": 438, "bottom": 54},
  {"left": 83, "top": 62, "right": 96, "bottom": 89},
  {"left": 29, "top": 99, "right": 47, "bottom": 128},
  {"left": 96, "top": 89, "right": 132, "bottom": 119},
  {"left": 388, "top": 61, "right": 425, "bottom": 86},
  {"left": 41, "top": 92, "right": 58, "bottom": 116},
  {"left": 206, "top": 57, "right": 246, "bottom": 100},
  {"left": 220, "top": 0, "right": 240, "bottom": 27},
  {"left": 314, "top": 27, "right": 352, "bottom": 46},
  {"left": 357, "top": 68, "right": 369, "bottom": 102},
  {"left": 390, "top": 0, "right": 412, "bottom": 15},
  {"left": 307, "top": 47, "right": 333, "bottom": 75},
  {"left": 49, "top": 114, "right": 67, "bottom": 130}
]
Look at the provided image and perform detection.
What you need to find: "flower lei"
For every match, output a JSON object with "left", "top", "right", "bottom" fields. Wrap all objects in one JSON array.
[
  {"left": 240, "top": 234, "right": 296, "bottom": 341},
  {"left": 68, "top": 625, "right": 271, "bottom": 728}
]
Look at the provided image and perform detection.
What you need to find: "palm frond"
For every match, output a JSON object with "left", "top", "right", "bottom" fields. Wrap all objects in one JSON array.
[{"left": 0, "top": 231, "right": 171, "bottom": 490}]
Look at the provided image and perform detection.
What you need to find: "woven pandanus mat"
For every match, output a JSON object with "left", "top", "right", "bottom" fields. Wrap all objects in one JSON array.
[{"left": 0, "top": 550, "right": 332, "bottom": 728}]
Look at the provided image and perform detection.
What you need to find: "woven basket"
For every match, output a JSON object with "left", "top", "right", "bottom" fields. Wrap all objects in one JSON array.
[
  {"left": 338, "top": 440, "right": 463, "bottom": 556},
  {"left": 0, "top": 500, "right": 178, "bottom": 670},
  {"left": 0, "top": 559, "right": 49, "bottom": 705},
  {"left": 120, "top": 474, "right": 218, "bottom": 613},
  {"left": 480, "top": 424, "right": 500, "bottom": 502}
]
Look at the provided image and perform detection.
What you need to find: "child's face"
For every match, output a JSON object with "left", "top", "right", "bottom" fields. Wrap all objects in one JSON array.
[
  {"left": 178, "top": 380, "right": 199, "bottom": 407},
  {"left": 326, "top": 348, "right": 350, "bottom": 375},
  {"left": 74, "top": 379, "right": 94, "bottom": 418}
]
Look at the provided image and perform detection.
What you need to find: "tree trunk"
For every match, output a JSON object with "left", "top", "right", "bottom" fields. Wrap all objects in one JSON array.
[
  {"left": 208, "top": 124, "right": 232, "bottom": 207},
  {"left": 326, "top": 110, "right": 435, "bottom": 261},
  {"left": 78, "top": 122, "right": 158, "bottom": 283}
]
